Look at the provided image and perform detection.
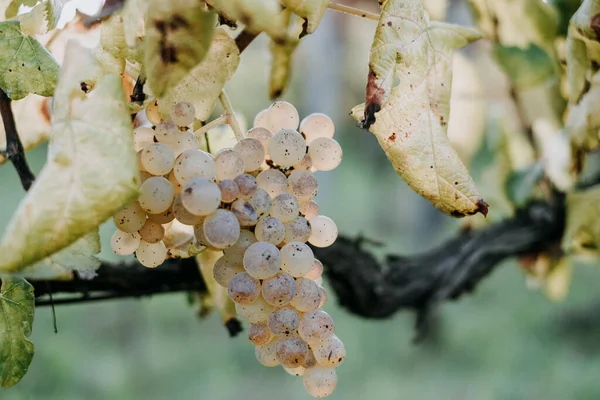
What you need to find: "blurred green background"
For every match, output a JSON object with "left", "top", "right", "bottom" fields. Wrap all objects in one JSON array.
[{"left": 3, "top": 1, "right": 600, "bottom": 399}]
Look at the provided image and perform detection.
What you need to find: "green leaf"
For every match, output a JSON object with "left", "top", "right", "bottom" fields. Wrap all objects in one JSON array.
[
  {"left": 0, "top": 41, "right": 139, "bottom": 273},
  {"left": 494, "top": 44, "right": 555, "bottom": 89},
  {"left": 269, "top": 12, "right": 303, "bottom": 99},
  {"left": 351, "top": 0, "right": 486, "bottom": 217},
  {"left": 0, "top": 278, "right": 34, "bottom": 388},
  {"left": 205, "top": 0, "right": 285, "bottom": 40},
  {"left": 562, "top": 185, "right": 600, "bottom": 253},
  {"left": 145, "top": 0, "right": 216, "bottom": 98},
  {"left": 44, "top": 0, "right": 72, "bottom": 32},
  {"left": 159, "top": 27, "right": 240, "bottom": 121},
  {"left": 0, "top": 21, "right": 59, "bottom": 100},
  {"left": 120, "top": 0, "right": 147, "bottom": 48},
  {"left": 281, "top": 0, "right": 328, "bottom": 35},
  {"left": 504, "top": 162, "right": 544, "bottom": 207}
]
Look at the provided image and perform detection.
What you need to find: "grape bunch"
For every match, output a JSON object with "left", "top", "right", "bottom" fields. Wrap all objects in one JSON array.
[{"left": 110, "top": 99, "right": 344, "bottom": 398}]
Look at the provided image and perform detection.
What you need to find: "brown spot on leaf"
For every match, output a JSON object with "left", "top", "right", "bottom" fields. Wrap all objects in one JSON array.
[
  {"left": 476, "top": 199, "right": 489, "bottom": 217},
  {"left": 388, "top": 132, "right": 396, "bottom": 142},
  {"left": 387, "top": 21, "right": 392, "bottom": 27},
  {"left": 362, "top": 67, "right": 385, "bottom": 129}
]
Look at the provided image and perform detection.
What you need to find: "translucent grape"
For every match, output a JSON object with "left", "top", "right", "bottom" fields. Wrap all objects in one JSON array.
[
  {"left": 303, "top": 348, "right": 317, "bottom": 369},
  {"left": 138, "top": 176, "right": 174, "bottom": 214},
  {"left": 253, "top": 109, "right": 271, "bottom": 129},
  {"left": 214, "top": 148, "right": 245, "bottom": 181},
  {"left": 247, "top": 126, "right": 272, "bottom": 148},
  {"left": 288, "top": 170, "right": 318, "bottom": 201},
  {"left": 113, "top": 202, "right": 147, "bottom": 233},
  {"left": 234, "top": 138, "right": 265, "bottom": 172},
  {"left": 147, "top": 207, "right": 175, "bottom": 224},
  {"left": 234, "top": 173, "right": 258, "bottom": 199},
  {"left": 218, "top": 179, "right": 239, "bottom": 203},
  {"left": 300, "top": 200, "right": 319, "bottom": 220},
  {"left": 170, "top": 101, "right": 195, "bottom": 127},
  {"left": 172, "top": 195, "right": 204, "bottom": 225},
  {"left": 270, "top": 193, "right": 300, "bottom": 223},
  {"left": 145, "top": 98, "right": 162, "bottom": 125},
  {"left": 262, "top": 272, "right": 296, "bottom": 306},
  {"left": 137, "top": 150, "right": 147, "bottom": 172},
  {"left": 308, "top": 137, "right": 342, "bottom": 171},
  {"left": 284, "top": 216, "right": 311, "bottom": 243},
  {"left": 228, "top": 272, "right": 260, "bottom": 304},
  {"left": 193, "top": 222, "right": 211, "bottom": 248},
  {"left": 299, "top": 113, "right": 335, "bottom": 144},
  {"left": 168, "top": 131, "right": 199, "bottom": 157},
  {"left": 318, "top": 286, "right": 327, "bottom": 308},
  {"left": 203, "top": 209, "right": 240, "bottom": 249},
  {"left": 236, "top": 296, "right": 273, "bottom": 323},
  {"left": 268, "top": 306, "right": 299, "bottom": 336},
  {"left": 255, "top": 341, "right": 279, "bottom": 367},
  {"left": 243, "top": 241, "right": 282, "bottom": 279},
  {"left": 231, "top": 199, "right": 259, "bottom": 227},
  {"left": 167, "top": 171, "right": 183, "bottom": 196},
  {"left": 213, "top": 253, "right": 244, "bottom": 287},
  {"left": 224, "top": 229, "right": 257, "bottom": 256},
  {"left": 303, "top": 366, "right": 337, "bottom": 398},
  {"left": 284, "top": 366, "right": 305, "bottom": 377},
  {"left": 266, "top": 101, "right": 300, "bottom": 132},
  {"left": 248, "top": 322, "right": 273, "bottom": 346},
  {"left": 254, "top": 216, "right": 285, "bottom": 245},
  {"left": 257, "top": 169, "right": 288, "bottom": 198},
  {"left": 291, "top": 278, "right": 322, "bottom": 312},
  {"left": 292, "top": 153, "right": 312, "bottom": 171},
  {"left": 268, "top": 129, "right": 306, "bottom": 167},
  {"left": 275, "top": 336, "right": 308, "bottom": 368},
  {"left": 133, "top": 126, "right": 155, "bottom": 152},
  {"left": 136, "top": 240, "right": 167, "bottom": 268},
  {"left": 138, "top": 220, "right": 165, "bottom": 243},
  {"left": 313, "top": 335, "right": 346, "bottom": 367},
  {"left": 154, "top": 120, "right": 179, "bottom": 144},
  {"left": 180, "top": 178, "right": 221, "bottom": 216},
  {"left": 111, "top": 230, "right": 141, "bottom": 256},
  {"left": 141, "top": 143, "right": 175, "bottom": 176},
  {"left": 248, "top": 188, "right": 272, "bottom": 217},
  {"left": 280, "top": 241, "right": 314, "bottom": 278},
  {"left": 308, "top": 216, "right": 338, "bottom": 248},
  {"left": 174, "top": 149, "right": 216, "bottom": 185},
  {"left": 298, "top": 310, "right": 334, "bottom": 345},
  {"left": 305, "top": 259, "right": 323, "bottom": 281}
]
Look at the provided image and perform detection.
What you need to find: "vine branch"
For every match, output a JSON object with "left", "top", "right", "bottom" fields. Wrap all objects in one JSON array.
[
  {"left": 327, "top": 2, "right": 379, "bottom": 21},
  {"left": 218, "top": 89, "right": 245, "bottom": 141},
  {"left": 193, "top": 114, "right": 229, "bottom": 138}
]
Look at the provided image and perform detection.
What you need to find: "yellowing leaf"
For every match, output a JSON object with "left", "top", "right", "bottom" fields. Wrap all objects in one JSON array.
[
  {"left": 566, "top": 71, "right": 600, "bottom": 150},
  {"left": 159, "top": 27, "right": 240, "bottom": 121},
  {"left": 120, "top": 0, "right": 146, "bottom": 48},
  {"left": 269, "top": 12, "right": 303, "bottom": 99},
  {"left": 145, "top": 0, "right": 215, "bottom": 98},
  {"left": 196, "top": 249, "right": 237, "bottom": 326},
  {"left": 562, "top": 185, "right": 600, "bottom": 253},
  {"left": 281, "top": 0, "right": 328, "bottom": 35},
  {"left": 15, "top": 1, "right": 46, "bottom": 35},
  {"left": 352, "top": 0, "right": 486, "bottom": 217},
  {"left": 205, "top": 0, "right": 285, "bottom": 40},
  {"left": 0, "top": 21, "right": 59, "bottom": 100},
  {"left": 544, "top": 257, "right": 572, "bottom": 302},
  {"left": 0, "top": 41, "right": 139, "bottom": 273},
  {"left": 0, "top": 278, "right": 34, "bottom": 388}
]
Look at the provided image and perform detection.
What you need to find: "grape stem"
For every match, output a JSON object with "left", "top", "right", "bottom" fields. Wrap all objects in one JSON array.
[
  {"left": 193, "top": 114, "right": 229, "bottom": 138},
  {"left": 218, "top": 89, "right": 245, "bottom": 141},
  {"left": 327, "top": 2, "right": 379, "bottom": 21}
]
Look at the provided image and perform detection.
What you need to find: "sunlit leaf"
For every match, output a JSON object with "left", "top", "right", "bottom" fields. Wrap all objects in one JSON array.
[
  {"left": 205, "top": 0, "right": 285, "bottom": 40},
  {"left": 562, "top": 185, "right": 600, "bottom": 253},
  {"left": 15, "top": 1, "right": 45, "bottom": 35},
  {"left": 0, "top": 41, "right": 139, "bottom": 273},
  {"left": 351, "top": 0, "right": 486, "bottom": 217},
  {"left": 281, "top": 0, "right": 328, "bottom": 35},
  {"left": 44, "top": 0, "right": 72, "bottom": 32},
  {"left": 120, "top": 0, "right": 146, "bottom": 48},
  {"left": 269, "top": 12, "right": 303, "bottom": 99},
  {"left": 0, "top": 21, "right": 59, "bottom": 100},
  {"left": 0, "top": 278, "right": 34, "bottom": 388},
  {"left": 159, "top": 27, "right": 240, "bottom": 121}
]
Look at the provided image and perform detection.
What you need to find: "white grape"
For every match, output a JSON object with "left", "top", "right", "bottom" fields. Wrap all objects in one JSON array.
[
  {"left": 234, "top": 138, "right": 265, "bottom": 172},
  {"left": 213, "top": 253, "right": 244, "bottom": 287},
  {"left": 170, "top": 101, "right": 195, "bottom": 127},
  {"left": 247, "top": 126, "right": 272, "bottom": 148},
  {"left": 137, "top": 150, "right": 147, "bottom": 172},
  {"left": 111, "top": 230, "right": 141, "bottom": 256},
  {"left": 133, "top": 126, "right": 155, "bottom": 152},
  {"left": 284, "top": 366, "right": 305, "bottom": 377},
  {"left": 270, "top": 193, "right": 300, "bottom": 223},
  {"left": 281, "top": 242, "right": 314, "bottom": 277},
  {"left": 268, "top": 306, "right": 300, "bottom": 336},
  {"left": 141, "top": 143, "right": 175, "bottom": 176},
  {"left": 234, "top": 174, "right": 258, "bottom": 199},
  {"left": 113, "top": 202, "right": 147, "bottom": 233},
  {"left": 248, "top": 322, "right": 273, "bottom": 346},
  {"left": 217, "top": 180, "right": 238, "bottom": 203},
  {"left": 167, "top": 171, "right": 183, "bottom": 196},
  {"left": 288, "top": 170, "right": 318, "bottom": 201},
  {"left": 215, "top": 148, "right": 245, "bottom": 181},
  {"left": 300, "top": 200, "right": 319, "bottom": 220},
  {"left": 147, "top": 207, "right": 175, "bottom": 224},
  {"left": 224, "top": 229, "right": 257, "bottom": 256},
  {"left": 138, "top": 220, "right": 165, "bottom": 243},
  {"left": 291, "top": 278, "right": 322, "bottom": 312},
  {"left": 284, "top": 216, "right": 312, "bottom": 243},
  {"left": 254, "top": 216, "right": 285, "bottom": 245},
  {"left": 236, "top": 296, "right": 273, "bottom": 324},
  {"left": 292, "top": 153, "right": 312, "bottom": 171},
  {"left": 253, "top": 109, "right": 271, "bottom": 129},
  {"left": 145, "top": 98, "right": 162, "bottom": 125},
  {"left": 303, "top": 348, "right": 317, "bottom": 369},
  {"left": 298, "top": 310, "right": 334, "bottom": 345},
  {"left": 174, "top": 149, "right": 216, "bottom": 185},
  {"left": 275, "top": 336, "right": 308, "bottom": 368},
  {"left": 180, "top": 178, "right": 221, "bottom": 216},
  {"left": 262, "top": 272, "right": 296, "bottom": 306},
  {"left": 308, "top": 137, "right": 342, "bottom": 171},
  {"left": 243, "top": 241, "right": 282, "bottom": 279},
  {"left": 268, "top": 130, "right": 306, "bottom": 167},
  {"left": 168, "top": 130, "right": 199, "bottom": 157},
  {"left": 231, "top": 199, "right": 259, "bottom": 227},
  {"left": 308, "top": 216, "right": 338, "bottom": 248},
  {"left": 228, "top": 272, "right": 260, "bottom": 304},
  {"left": 303, "top": 366, "right": 337, "bottom": 398},
  {"left": 203, "top": 209, "right": 240, "bottom": 249},
  {"left": 154, "top": 120, "right": 180, "bottom": 144},
  {"left": 172, "top": 195, "right": 204, "bottom": 225},
  {"left": 305, "top": 259, "right": 323, "bottom": 281},
  {"left": 318, "top": 286, "right": 327, "bottom": 308},
  {"left": 313, "top": 335, "right": 346, "bottom": 367},
  {"left": 257, "top": 169, "right": 288, "bottom": 198},
  {"left": 138, "top": 176, "right": 174, "bottom": 214},
  {"left": 255, "top": 341, "right": 279, "bottom": 367},
  {"left": 299, "top": 113, "right": 335, "bottom": 144},
  {"left": 135, "top": 240, "right": 167, "bottom": 268},
  {"left": 266, "top": 101, "right": 300, "bottom": 132}
]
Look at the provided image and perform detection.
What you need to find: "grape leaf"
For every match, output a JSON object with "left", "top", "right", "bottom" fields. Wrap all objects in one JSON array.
[
  {"left": 196, "top": 249, "right": 237, "bottom": 327},
  {"left": 158, "top": 27, "right": 240, "bottom": 121},
  {"left": 45, "top": 0, "right": 73, "bottom": 32},
  {"left": 566, "top": 71, "right": 600, "bottom": 150},
  {"left": 15, "top": 1, "right": 46, "bottom": 35},
  {"left": 145, "top": 0, "right": 215, "bottom": 98},
  {"left": 494, "top": 45, "right": 556, "bottom": 89},
  {"left": 0, "top": 21, "right": 59, "bottom": 100},
  {"left": 562, "top": 185, "right": 600, "bottom": 253},
  {"left": 504, "top": 162, "right": 544, "bottom": 207},
  {"left": 120, "top": 0, "right": 146, "bottom": 48},
  {"left": 205, "top": 0, "right": 285, "bottom": 40},
  {"left": 281, "top": 0, "right": 328, "bottom": 35},
  {"left": 269, "top": 13, "right": 303, "bottom": 99},
  {"left": 0, "top": 41, "right": 139, "bottom": 273},
  {"left": 351, "top": 0, "right": 486, "bottom": 217},
  {"left": 0, "top": 278, "right": 34, "bottom": 388}
]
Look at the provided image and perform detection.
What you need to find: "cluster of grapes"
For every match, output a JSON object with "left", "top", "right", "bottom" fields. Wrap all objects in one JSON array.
[{"left": 110, "top": 99, "right": 344, "bottom": 398}]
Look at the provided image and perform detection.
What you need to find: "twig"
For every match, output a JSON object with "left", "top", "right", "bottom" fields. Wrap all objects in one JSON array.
[
  {"left": 218, "top": 90, "right": 244, "bottom": 141},
  {"left": 235, "top": 31, "right": 259, "bottom": 53},
  {"left": 327, "top": 2, "right": 379, "bottom": 21},
  {"left": 0, "top": 88, "right": 35, "bottom": 191},
  {"left": 193, "top": 114, "right": 229, "bottom": 138}
]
